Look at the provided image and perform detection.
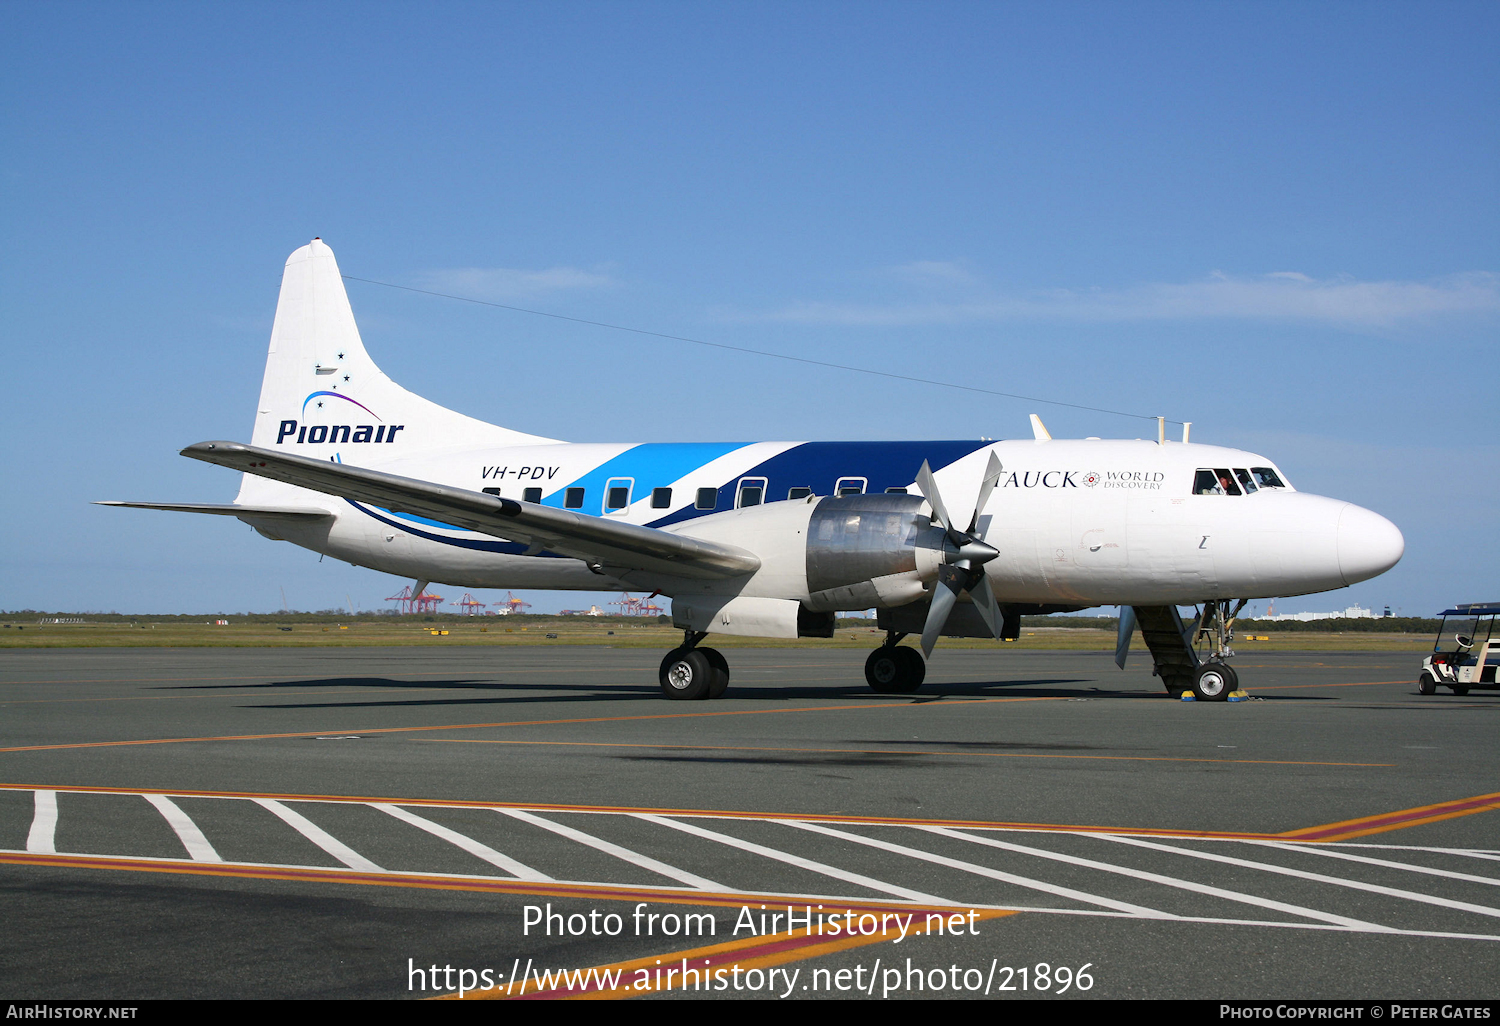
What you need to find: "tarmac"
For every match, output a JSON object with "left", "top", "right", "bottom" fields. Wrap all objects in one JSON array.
[{"left": 1, "top": 644, "right": 1497, "bottom": 1000}]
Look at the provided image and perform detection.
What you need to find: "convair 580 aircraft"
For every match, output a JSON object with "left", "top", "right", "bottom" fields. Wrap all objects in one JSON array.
[{"left": 104, "top": 240, "right": 1404, "bottom": 702}]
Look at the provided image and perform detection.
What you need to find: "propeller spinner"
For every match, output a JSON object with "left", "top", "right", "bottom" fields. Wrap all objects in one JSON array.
[{"left": 915, "top": 453, "right": 1004, "bottom": 657}]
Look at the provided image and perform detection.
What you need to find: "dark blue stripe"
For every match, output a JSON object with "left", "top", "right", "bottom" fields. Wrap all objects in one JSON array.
[{"left": 649, "top": 440, "right": 991, "bottom": 527}]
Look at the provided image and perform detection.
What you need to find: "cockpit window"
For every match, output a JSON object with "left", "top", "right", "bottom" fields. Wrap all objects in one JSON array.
[
  {"left": 1251, "top": 467, "right": 1286, "bottom": 489},
  {"left": 1193, "top": 469, "right": 1242, "bottom": 495},
  {"left": 1234, "top": 468, "right": 1257, "bottom": 493}
]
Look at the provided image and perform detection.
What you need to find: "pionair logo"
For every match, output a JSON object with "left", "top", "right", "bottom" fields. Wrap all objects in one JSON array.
[{"left": 276, "top": 391, "right": 405, "bottom": 445}]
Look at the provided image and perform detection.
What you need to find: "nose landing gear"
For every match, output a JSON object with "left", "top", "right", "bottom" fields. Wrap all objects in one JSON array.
[{"left": 1189, "top": 599, "right": 1246, "bottom": 702}]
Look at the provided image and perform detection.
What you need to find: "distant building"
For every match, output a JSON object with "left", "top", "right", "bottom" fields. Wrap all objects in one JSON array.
[{"left": 1261, "top": 604, "right": 1377, "bottom": 622}]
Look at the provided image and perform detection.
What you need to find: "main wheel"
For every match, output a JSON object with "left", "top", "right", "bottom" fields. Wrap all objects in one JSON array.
[
  {"left": 893, "top": 646, "right": 926, "bottom": 692},
  {"left": 700, "top": 647, "right": 730, "bottom": 699},
  {"left": 1417, "top": 672, "right": 1437, "bottom": 695},
  {"left": 1192, "top": 662, "right": 1237, "bottom": 701},
  {"left": 864, "top": 647, "right": 925, "bottom": 693},
  {"left": 865, "top": 647, "right": 903, "bottom": 693},
  {"left": 659, "top": 648, "right": 713, "bottom": 700}
]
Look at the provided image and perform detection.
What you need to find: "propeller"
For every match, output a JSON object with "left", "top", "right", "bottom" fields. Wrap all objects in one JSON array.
[{"left": 916, "top": 452, "right": 1004, "bottom": 657}]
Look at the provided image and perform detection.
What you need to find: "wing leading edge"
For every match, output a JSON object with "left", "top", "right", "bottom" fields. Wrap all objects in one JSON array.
[{"left": 180, "top": 441, "right": 761, "bottom": 580}]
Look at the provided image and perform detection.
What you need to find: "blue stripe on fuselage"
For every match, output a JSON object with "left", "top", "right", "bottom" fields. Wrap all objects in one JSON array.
[
  {"left": 539, "top": 442, "right": 747, "bottom": 510},
  {"left": 353, "top": 440, "right": 993, "bottom": 555},
  {"left": 648, "top": 440, "right": 993, "bottom": 527}
]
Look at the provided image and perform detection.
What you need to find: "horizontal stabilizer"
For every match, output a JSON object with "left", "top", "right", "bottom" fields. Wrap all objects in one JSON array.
[
  {"left": 180, "top": 441, "right": 761, "bottom": 580},
  {"left": 97, "top": 501, "right": 333, "bottom": 519}
]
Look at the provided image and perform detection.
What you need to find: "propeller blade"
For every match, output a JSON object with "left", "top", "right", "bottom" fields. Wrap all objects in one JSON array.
[
  {"left": 916, "top": 460, "right": 959, "bottom": 542},
  {"left": 1115, "top": 605, "right": 1137, "bottom": 669},
  {"left": 968, "top": 574, "right": 1002, "bottom": 640},
  {"left": 921, "top": 564, "right": 965, "bottom": 657},
  {"left": 966, "top": 452, "right": 1003, "bottom": 535}
]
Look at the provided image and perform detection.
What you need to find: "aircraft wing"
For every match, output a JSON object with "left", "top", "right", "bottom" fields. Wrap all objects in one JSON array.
[
  {"left": 96, "top": 501, "right": 333, "bottom": 520},
  {"left": 180, "top": 441, "right": 761, "bottom": 580}
]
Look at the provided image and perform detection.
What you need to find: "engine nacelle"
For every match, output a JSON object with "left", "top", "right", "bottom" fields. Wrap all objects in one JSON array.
[{"left": 802, "top": 494, "right": 944, "bottom": 613}]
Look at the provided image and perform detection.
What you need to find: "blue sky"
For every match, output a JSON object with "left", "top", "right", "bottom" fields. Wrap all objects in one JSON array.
[{"left": 2, "top": 1, "right": 1495, "bottom": 617}]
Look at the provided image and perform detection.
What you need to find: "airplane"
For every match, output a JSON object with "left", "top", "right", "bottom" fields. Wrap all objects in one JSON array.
[{"left": 102, "top": 240, "right": 1405, "bottom": 702}]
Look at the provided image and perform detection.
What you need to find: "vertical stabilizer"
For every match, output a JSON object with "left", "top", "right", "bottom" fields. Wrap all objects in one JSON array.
[{"left": 238, "top": 240, "right": 557, "bottom": 503}]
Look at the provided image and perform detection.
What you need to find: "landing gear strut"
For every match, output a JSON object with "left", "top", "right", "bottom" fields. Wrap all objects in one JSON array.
[
  {"left": 1189, "top": 599, "right": 1246, "bottom": 702},
  {"left": 659, "top": 631, "right": 730, "bottom": 700},
  {"left": 864, "top": 632, "right": 926, "bottom": 694}
]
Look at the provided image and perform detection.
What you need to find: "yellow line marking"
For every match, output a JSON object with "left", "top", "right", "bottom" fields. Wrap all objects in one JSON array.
[
  {"left": 1281, "top": 791, "right": 1500, "bottom": 842},
  {"left": 426, "top": 737, "right": 1392, "bottom": 768},
  {"left": 0, "top": 850, "right": 981, "bottom": 915}
]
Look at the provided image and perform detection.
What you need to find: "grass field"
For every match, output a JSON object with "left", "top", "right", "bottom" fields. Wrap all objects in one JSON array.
[{"left": 0, "top": 617, "right": 1434, "bottom": 652}]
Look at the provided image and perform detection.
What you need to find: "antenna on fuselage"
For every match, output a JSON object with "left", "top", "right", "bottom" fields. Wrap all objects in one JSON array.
[
  {"left": 1029, "top": 414, "right": 1052, "bottom": 441},
  {"left": 1157, "top": 417, "right": 1166, "bottom": 445},
  {"left": 1182, "top": 422, "right": 1192, "bottom": 443}
]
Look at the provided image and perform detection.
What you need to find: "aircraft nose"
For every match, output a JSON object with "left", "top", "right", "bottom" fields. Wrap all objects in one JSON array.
[{"left": 1337, "top": 504, "right": 1404, "bottom": 586}]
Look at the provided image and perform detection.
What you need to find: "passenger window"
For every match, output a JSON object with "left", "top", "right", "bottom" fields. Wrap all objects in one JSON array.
[
  {"left": 835, "top": 476, "right": 867, "bottom": 496},
  {"left": 651, "top": 487, "right": 672, "bottom": 509},
  {"left": 1234, "top": 469, "right": 1257, "bottom": 493},
  {"left": 1193, "top": 469, "right": 1221, "bottom": 495},
  {"left": 1251, "top": 467, "right": 1286, "bottom": 489},
  {"left": 884, "top": 486, "right": 909, "bottom": 494},
  {"left": 605, "top": 484, "right": 631, "bottom": 512},
  {"left": 564, "top": 487, "right": 585, "bottom": 509},
  {"left": 523, "top": 487, "right": 542, "bottom": 503},
  {"left": 737, "top": 477, "right": 767, "bottom": 508},
  {"left": 482, "top": 487, "right": 501, "bottom": 497},
  {"left": 787, "top": 486, "right": 813, "bottom": 500},
  {"left": 695, "top": 487, "right": 718, "bottom": 510}
]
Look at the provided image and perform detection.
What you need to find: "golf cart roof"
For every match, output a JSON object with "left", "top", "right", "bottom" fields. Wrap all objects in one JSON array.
[{"left": 1438, "top": 603, "right": 1500, "bottom": 616}]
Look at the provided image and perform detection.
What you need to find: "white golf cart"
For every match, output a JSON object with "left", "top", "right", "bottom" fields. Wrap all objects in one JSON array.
[{"left": 1419, "top": 603, "right": 1500, "bottom": 695}]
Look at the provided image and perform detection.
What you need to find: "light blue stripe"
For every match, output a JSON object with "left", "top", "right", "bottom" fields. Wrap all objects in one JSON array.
[{"left": 539, "top": 442, "right": 747, "bottom": 511}]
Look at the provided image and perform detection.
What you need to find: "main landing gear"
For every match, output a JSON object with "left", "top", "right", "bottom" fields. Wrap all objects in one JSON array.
[
  {"left": 864, "top": 632, "right": 926, "bottom": 694},
  {"left": 658, "top": 631, "right": 730, "bottom": 700}
]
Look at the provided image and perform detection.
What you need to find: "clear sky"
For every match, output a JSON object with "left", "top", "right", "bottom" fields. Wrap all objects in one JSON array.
[{"left": 2, "top": 1, "right": 1495, "bottom": 617}]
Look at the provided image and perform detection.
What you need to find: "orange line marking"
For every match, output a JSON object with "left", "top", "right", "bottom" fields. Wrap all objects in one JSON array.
[
  {"left": 1246, "top": 679, "right": 1409, "bottom": 691},
  {"left": 426, "top": 737, "right": 1392, "bottom": 768},
  {"left": 1281, "top": 790, "right": 1500, "bottom": 842},
  {"left": 0, "top": 696, "right": 1067, "bottom": 753}
]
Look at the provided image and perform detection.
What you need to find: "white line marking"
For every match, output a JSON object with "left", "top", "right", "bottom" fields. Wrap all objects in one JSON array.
[
  {"left": 371, "top": 804, "right": 549, "bottom": 881},
  {"left": 779, "top": 819, "right": 1172, "bottom": 918},
  {"left": 251, "top": 798, "right": 381, "bottom": 872},
  {"left": 143, "top": 794, "right": 220, "bottom": 862},
  {"left": 1093, "top": 834, "right": 1500, "bottom": 922},
  {"left": 496, "top": 808, "right": 722, "bottom": 890},
  {"left": 26, "top": 791, "right": 56, "bottom": 854},
  {"left": 1252, "top": 840, "right": 1500, "bottom": 887},
  {"left": 637, "top": 814, "right": 949, "bottom": 905},
  {"left": 1336, "top": 843, "right": 1500, "bottom": 863},
  {"left": 928, "top": 826, "right": 1385, "bottom": 930}
]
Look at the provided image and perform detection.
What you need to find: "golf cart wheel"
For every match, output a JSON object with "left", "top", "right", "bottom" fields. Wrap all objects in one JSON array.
[{"left": 1417, "top": 672, "right": 1437, "bottom": 696}]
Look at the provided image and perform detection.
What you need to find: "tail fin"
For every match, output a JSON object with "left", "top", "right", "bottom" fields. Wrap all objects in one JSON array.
[{"left": 238, "top": 239, "right": 557, "bottom": 502}]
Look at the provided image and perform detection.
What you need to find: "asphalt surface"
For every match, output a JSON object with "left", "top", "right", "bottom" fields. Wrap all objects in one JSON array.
[{"left": 1, "top": 644, "right": 1497, "bottom": 1000}]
